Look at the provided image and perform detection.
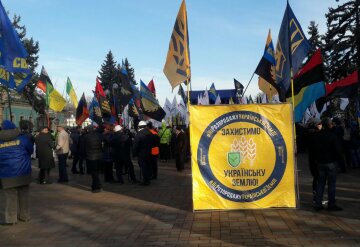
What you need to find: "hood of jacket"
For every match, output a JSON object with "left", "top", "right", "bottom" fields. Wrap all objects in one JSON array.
[{"left": 0, "top": 129, "right": 21, "bottom": 142}]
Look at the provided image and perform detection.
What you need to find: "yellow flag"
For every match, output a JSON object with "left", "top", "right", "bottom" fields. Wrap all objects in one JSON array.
[
  {"left": 66, "top": 77, "right": 78, "bottom": 108},
  {"left": 47, "top": 83, "right": 66, "bottom": 112},
  {"left": 163, "top": 0, "right": 191, "bottom": 90},
  {"left": 258, "top": 76, "right": 277, "bottom": 100}
]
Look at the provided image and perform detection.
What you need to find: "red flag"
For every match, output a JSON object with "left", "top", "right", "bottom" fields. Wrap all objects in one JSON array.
[
  {"left": 147, "top": 79, "right": 156, "bottom": 97},
  {"left": 95, "top": 77, "right": 106, "bottom": 98}
]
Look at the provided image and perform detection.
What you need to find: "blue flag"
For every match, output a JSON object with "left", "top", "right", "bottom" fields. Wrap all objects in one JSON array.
[
  {"left": 89, "top": 96, "right": 102, "bottom": 125},
  {"left": 177, "top": 84, "right": 187, "bottom": 104},
  {"left": 275, "top": 2, "right": 310, "bottom": 100},
  {"left": 0, "top": 1, "right": 32, "bottom": 92},
  {"left": 209, "top": 83, "right": 217, "bottom": 103}
]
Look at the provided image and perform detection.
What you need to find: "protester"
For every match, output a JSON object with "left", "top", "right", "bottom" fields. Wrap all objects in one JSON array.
[
  {"left": 304, "top": 118, "right": 322, "bottom": 203},
  {"left": 70, "top": 126, "right": 83, "bottom": 174},
  {"left": 133, "top": 121, "right": 152, "bottom": 186},
  {"left": 174, "top": 126, "right": 186, "bottom": 172},
  {"left": 313, "top": 117, "right": 344, "bottom": 211},
  {"left": 35, "top": 126, "right": 55, "bottom": 184},
  {"left": 55, "top": 125, "right": 70, "bottom": 183},
  {"left": 147, "top": 122, "right": 160, "bottom": 179},
  {"left": 84, "top": 125, "right": 103, "bottom": 192},
  {"left": 158, "top": 120, "right": 171, "bottom": 162},
  {"left": 111, "top": 125, "right": 125, "bottom": 184},
  {"left": 103, "top": 126, "right": 115, "bottom": 183},
  {"left": 0, "top": 120, "right": 33, "bottom": 225}
]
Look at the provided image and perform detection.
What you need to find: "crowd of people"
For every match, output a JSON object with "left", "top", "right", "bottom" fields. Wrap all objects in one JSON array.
[
  {"left": 0, "top": 119, "right": 189, "bottom": 225},
  {"left": 301, "top": 117, "right": 360, "bottom": 211}
]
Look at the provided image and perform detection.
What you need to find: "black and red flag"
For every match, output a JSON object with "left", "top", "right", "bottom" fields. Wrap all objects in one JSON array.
[
  {"left": 76, "top": 93, "right": 89, "bottom": 126},
  {"left": 95, "top": 77, "right": 112, "bottom": 120},
  {"left": 325, "top": 70, "right": 358, "bottom": 98},
  {"left": 37, "top": 66, "right": 53, "bottom": 93}
]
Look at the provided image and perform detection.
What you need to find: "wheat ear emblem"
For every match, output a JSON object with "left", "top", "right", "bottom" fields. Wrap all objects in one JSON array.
[{"left": 231, "top": 137, "right": 256, "bottom": 165}]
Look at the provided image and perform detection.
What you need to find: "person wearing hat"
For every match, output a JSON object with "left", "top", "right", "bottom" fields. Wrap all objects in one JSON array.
[
  {"left": 55, "top": 125, "right": 70, "bottom": 183},
  {"left": 0, "top": 120, "right": 33, "bottom": 225},
  {"left": 35, "top": 126, "right": 55, "bottom": 184},
  {"left": 147, "top": 121, "right": 160, "bottom": 179},
  {"left": 133, "top": 121, "right": 152, "bottom": 185}
]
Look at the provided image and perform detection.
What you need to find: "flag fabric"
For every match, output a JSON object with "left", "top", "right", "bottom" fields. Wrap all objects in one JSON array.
[
  {"left": 325, "top": 70, "right": 358, "bottom": 98},
  {"left": 248, "top": 95, "right": 254, "bottom": 104},
  {"left": 0, "top": 1, "right": 32, "bottom": 92},
  {"left": 276, "top": 2, "right": 311, "bottom": 100},
  {"left": 288, "top": 49, "right": 324, "bottom": 98},
  {"left": 88, "top": 96, "right": 103, "bottom": 125},
  {"left": 46, "top": 82, "right": 66, "bottom": 112},
  {"left": 289, "top": 81, "right": 325, "bottom": 122},
  {"left": 234, "top": 79, "right": 244, "bottom": 103},
  {"left": 258, "top": 76, "right": 278, "bottom": 99},
  {"left": 163, "top": 0, "right": 191, "bottom": 90},
  {"left": 95, "top": 77, "right": 106, "bottom": 98},
  {"left": 75, "top": 93, "right": 89, "bottom": 125},
  {"left": 140, "top": 80, "right": 166, "bottom": 121},
  {"left": 286, "top": 50, "right": 325, "bottom": 122},
  {"left": 177, "top": 84, "right": 187, "bottom": 104},
  {"left": 171, "top": 95, "right": 179, "bottom": 116},
  {"left": 95, "top": 78, "right": 112, "bottom": 119},
  {"left": 128, "top": 98, "right": 140, "bottom": 118},
  {"left": 119, "top": 68, "right": 134, "bottom": 107},
  {"left": 228, "top": 97, "right": 234, "bottom": 104},
  {"left": 209, "top": 83, "right": 217, "bottom": 103},
  {"left": 202, "top": 88, "right": 210, "bottom": 105},
  {"left": 66, "top": 77, "right": 78, "bottom": 108},
  {"left": 36, "top": 66, "right": 53, "bottom": 93},
  {"left": 147, "top": 79, "right": 156, "bottom": 97},
  {"left": 255, "top": 29, "right": 279, "bottom": 92},
  {"left": 214, "top": 94, "right": 222, "bottom": 105}
]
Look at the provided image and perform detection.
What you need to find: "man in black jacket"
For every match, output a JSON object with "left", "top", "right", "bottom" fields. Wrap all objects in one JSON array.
[
  {"left": 133, "top": 121, "right": 152, "bottom": 186},
  {"left": 313, "top": 117, "right": 344, "bottom": 211},
  {"left": 83, "top": 125, "right": 103, "bottom": 193}
]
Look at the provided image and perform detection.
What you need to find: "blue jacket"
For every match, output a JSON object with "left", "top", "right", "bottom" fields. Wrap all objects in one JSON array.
[{"left": 0, "top": 129, "right": 33, "bottom": 189}]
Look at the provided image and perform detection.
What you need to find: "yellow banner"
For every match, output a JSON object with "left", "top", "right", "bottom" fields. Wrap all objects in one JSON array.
[{"left": 190, "top": 104, "right": 296, "bottom": 210}]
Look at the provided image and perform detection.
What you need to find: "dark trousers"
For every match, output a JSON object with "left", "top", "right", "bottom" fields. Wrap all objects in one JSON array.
[
  {"left": 175, "top": 154, "right": 185, "bottom": 171},
  {"left": 159, "top": 143, "right": 170, "bottom": 160},
  {"left": 39, "top": 168, "right": 51, "bottom": 183},
  {"left": 138, "top": 158, "right": 151, "bottom": 184},
  {"left": 57, "top": 153, "right": 69, "bottom": 182},
  {"left": 4, "top": 185, "right": 30, "bottom": 223},
  {"left": 72, "top": 155, "right": 84, "bottom": 173},
  {"left": 104, "top": 160, "right": 115, "bottom": 182},
  {"left": 86, "top": 159, "right": 102, "bottom": 191},
  {"left": 114, "top": 159, "right": 124, "bottom": 183},
  {"left": 316, "top": 162, "right": 337, "bottom": 207},
  {"left": 149, "top": 155, "right": 158, "bottom": 179},
  {"left": 124, "top": 156, "right": 136, "bottom": 181}
]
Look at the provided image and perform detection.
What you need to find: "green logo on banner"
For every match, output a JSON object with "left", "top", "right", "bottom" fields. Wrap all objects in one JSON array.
[{"left": 227, "top": 152, "right": 241, "bottom": 168}]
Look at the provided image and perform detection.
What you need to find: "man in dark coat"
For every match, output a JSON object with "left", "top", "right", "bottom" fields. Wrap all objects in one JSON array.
[
  {"left": 103, "top": 127, "right": 115, "bottom": 183},
  {"left": 147, "top": 122, "right": 160, "bottom": 179},
  {"left": 313, "top": 117, "right": 344, "bottom": 211},
  {"left": 84, "top": 125, "right": 103, "bottom": 192},
  {"left": 35, "top": 126, "right": 55, "bottom": 184},
  {"left": 0, "top": 120, "right": 33, "bottom": 225},
  {"left": 175, "top": 126, "right": 186, "bottom": 171},
  {"left": 133, "top": 121, "right": 152, "bottom": 186},
  {"left": 70, "top": 126, "right": 83, "bottom": 174}
]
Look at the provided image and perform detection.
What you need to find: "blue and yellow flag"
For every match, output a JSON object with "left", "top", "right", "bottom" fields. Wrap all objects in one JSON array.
[
  {"left": 163, "top": 0, "right": 191, "bottom": 90},
  {"left": 275, "top": 2, "right": 310, "bottom": 100},
  {"left": 0, "top": 1, "right": 32, "bottom": 92},
  {"left": 190, "top": 104, "right": 296, "bottom": 210},
  {"left": 209, "top": 83, "right": 217, "bottom": 103}
]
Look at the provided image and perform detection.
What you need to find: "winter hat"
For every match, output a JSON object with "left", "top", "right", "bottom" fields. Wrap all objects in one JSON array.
[
  {"left": 114, "top": 125, "right": 122, "bottom": 132},
  {"left": 1, "top": 120, "right": 16, "bottom": 130}
]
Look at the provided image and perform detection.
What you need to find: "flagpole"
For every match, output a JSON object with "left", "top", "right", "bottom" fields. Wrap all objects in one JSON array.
[
  {"left": 6, "top": 84, "right": 13, "bottom": 122},
  {"left": 241, "top": 72, "right": 255, "bottom": 99}
]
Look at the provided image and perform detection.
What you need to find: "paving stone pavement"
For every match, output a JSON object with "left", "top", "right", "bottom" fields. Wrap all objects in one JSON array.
[{"left": 0, "top": 153, "right": 360, "bottom": 247}]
